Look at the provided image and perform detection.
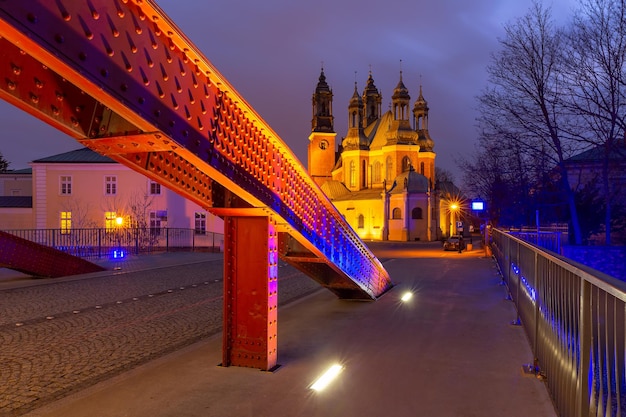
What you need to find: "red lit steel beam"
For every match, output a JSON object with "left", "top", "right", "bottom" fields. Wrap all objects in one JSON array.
[
  {"left": 0, "top": 0, "right": 391, "bottom": 301},
  {"left": 222, "top": 216, "right": 278, "bottom": 370},
  {"left": 0, "top": 231, "right": 105, "bottom": 277}
]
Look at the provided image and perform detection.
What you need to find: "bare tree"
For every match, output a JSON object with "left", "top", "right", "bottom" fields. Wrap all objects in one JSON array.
[
  {"left": 476, "top": 1, "right": 584, "bottom": 243},
  {"left": 564, "top": 0, "right": 626, "bottom": 244},
  {"left": 0, "top": 151, "right": 9, "bottom": 172}
]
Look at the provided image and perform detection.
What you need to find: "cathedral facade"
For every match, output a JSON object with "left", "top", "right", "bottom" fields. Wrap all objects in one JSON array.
[{"left": 307, "top": 69, "right": 441, "bottom": 241}]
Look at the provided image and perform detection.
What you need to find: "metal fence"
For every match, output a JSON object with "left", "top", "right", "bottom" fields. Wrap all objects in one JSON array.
[
  {"left": 490, "top": 228, "right": 626, "bottom": 417},
  {"left": 2, "top": 228, "right": 224, "bottom": 259}
]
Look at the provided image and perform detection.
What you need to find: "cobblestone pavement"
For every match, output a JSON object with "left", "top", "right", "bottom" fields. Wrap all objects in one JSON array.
[{"left": 0, "top": 255, "right": 320, "bottom": 416}]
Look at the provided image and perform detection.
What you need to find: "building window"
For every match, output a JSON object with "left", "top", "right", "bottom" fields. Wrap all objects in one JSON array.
[
  {"left": 392, "top": 208, "right": 402, "bottom": 219},
  {"left": 373, "top": 161, "right": 382, "bottom": 183},
  {"left": 362, "top": 160, "right": 367, "bottom": 188},
  {"left": 105, "top": 211, "right": 117, "bottom": 230},
  {"left": 412, "top": 207, "right": 423, "bottom": 219},
  {"left": 420, "top": 162, "right": 425, "bottom": 175},
  {"left": 357, "top": 214, "right": 365, "bottom": 229},
  {"left": 349, "top": 161, "right": 356, "bottom": 188},
  {"left": 105, "top": 176, "right": 117, "bottom": 195},
  {"left": 195, "top": 212, "right": 206, "bottom": 234},
  {"left": 386, "top": 157, "right": 393, "bottom": 182},
  {"left": 60, "top": 176, "right": 72, "bottom": 195},
  {"left": 402, "top": 156, "right": 411, "bottom": 172},
  {"left": 150, "top": 181, "right": 161, "bottom": 195},
  {"left": 150, "top": 210, "right": 167, "bottom": 235},
  {"left": 60, "top": 211, "right": 72, "bottom": 234}
]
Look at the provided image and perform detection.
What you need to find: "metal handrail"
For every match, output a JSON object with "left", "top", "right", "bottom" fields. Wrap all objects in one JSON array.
[
  {"left": 490, "top": 228, "right": 626, "bottom": 417},
  {"left": 1, "top": 228, "right": 224, "bottom": 259}
]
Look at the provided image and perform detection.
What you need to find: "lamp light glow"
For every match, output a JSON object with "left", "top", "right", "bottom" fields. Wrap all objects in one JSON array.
[
  {"left": 401, "top": 291, "right": 413, "bottom": 302},
  {"left": 310, "top": 364, "right": 344, "bottom": 391}
]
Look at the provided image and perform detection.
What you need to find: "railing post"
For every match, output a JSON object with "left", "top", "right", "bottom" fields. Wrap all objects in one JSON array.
[{"left": 576, "top": 279, "right": 591, "bottom": 417}]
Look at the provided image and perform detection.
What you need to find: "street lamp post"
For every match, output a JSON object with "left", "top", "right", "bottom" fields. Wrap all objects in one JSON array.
[
  {"left": 449, "top": 203, "right": 459, "bottom": 237},
  {"left": 114, "top": 216, "right": 125, "bottom": 259}
]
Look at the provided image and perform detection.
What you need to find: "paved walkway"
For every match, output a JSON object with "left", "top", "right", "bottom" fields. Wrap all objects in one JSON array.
[{"left": 11, "top": 243, "right": 556, "bottom": 417}]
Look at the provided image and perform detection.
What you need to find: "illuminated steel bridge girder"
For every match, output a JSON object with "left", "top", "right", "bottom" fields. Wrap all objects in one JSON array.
[{"left": 0, "top": 0, "right": 392, "bottom": 370}]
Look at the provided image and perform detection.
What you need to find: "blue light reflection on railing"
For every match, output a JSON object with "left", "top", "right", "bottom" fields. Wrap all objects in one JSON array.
[{"left": 511, "top": 262, "right": 536, "bottom": 303}]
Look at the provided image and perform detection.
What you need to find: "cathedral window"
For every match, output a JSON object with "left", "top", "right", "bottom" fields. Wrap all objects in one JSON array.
[
  {"left": 362, "top": 160, "right": 367, "bottom": 188},
  {"left": 386, "top": 157, "right": 393, "bottom": 182},
  {"left": 358, "top": 214, "right": 365, "bottom": 229},
  {"left": 349, "top": 161, "right": 356, "bottom": 188},
  {"left": 412, "top": 207, "right": 423, "bottom": 219},
  {"left": 402, "top": 156, "right": 411, "bottom": 172},
  {"left": 373, "top": 161, "right": 381, "bottom": 183},
  {"left": 420, "top": 162, "right": 425, "bottom": 175},
  {"left": 392, "top": 208, "right": 402, "bottom": 219}
]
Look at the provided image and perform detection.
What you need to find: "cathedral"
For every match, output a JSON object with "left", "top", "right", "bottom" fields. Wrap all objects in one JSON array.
[{"left": 307, "top": 69, "right": 444, "bottom": 242}]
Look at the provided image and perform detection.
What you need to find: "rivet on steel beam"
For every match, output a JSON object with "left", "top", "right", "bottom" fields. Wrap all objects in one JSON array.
[
  {"left": 79, "top": 52, "right": 87, "bottom": 61},
  {"left": 27, "top": 13, "right": 38, "bottom": 23},
  {"left": 11, "top": 65, "right": 20, "bottom": 75},
  {"left": 6, "top": 80, "right": 16, "bottom": 91},
  {"left": 90, "top": 6, "right": 100, "bottom": 20},
  {"left": 150, "top": 32, "right": 158, "bottom": 49}
]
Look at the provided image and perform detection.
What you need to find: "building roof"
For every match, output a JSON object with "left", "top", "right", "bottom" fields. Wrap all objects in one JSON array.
[
  {"left": 2, "top": 168, "right": 32, "bottom": 175},
  {"left": 32, "top": 147, "right": 116, "bottom": 164},
  {"left": 321, "top": 180, "right": 351, "bottom": 200},
  {"left": 0, "top": 196, "right": 32, "bottom": 208},
  {"left": 389, "top": 169, "right": 429, "bottom": 194},
  {"left": 566, "top": 140, "right": 626, "bottom": 163}
]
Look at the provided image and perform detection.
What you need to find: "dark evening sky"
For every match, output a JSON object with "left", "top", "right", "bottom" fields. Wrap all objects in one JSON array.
[{"left": 0, "top": 0, "right": 577, "bottom": 182}]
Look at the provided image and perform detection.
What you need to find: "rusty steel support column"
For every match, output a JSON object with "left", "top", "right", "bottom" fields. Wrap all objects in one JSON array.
[{"left": 222, "top": 216, "right": 278, "bottom": 371}]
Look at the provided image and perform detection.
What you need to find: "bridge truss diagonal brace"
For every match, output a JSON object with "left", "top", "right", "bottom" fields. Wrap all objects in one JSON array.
[{"left": 222, "top": 216, "right": 278, "bottom": 371}]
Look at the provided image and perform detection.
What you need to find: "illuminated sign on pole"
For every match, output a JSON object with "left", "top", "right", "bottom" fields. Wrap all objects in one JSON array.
[{"left": 471, "top": 200, "right": 485, "bottom": 211}]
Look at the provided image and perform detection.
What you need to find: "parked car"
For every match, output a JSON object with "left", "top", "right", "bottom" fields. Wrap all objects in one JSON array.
[{"left": 443, "top": 235, "right": 465, "bottom": 251}]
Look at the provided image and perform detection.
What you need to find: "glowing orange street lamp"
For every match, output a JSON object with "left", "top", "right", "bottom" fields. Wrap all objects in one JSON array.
[{"left": 449, "top": 203, "right": 459, "bottom": 236}]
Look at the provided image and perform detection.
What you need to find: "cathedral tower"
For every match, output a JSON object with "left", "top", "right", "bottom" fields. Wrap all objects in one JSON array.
[
  {"left": 413, "top": 85, "right": 436, "bottom": 187},
  {"left": 308, "top": 69, "right": 337, "bottom": 187}
]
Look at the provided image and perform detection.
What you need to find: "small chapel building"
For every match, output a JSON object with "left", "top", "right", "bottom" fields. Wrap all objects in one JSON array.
[{"left": 307, "top": 69, "right": 448, "bottom": 241}]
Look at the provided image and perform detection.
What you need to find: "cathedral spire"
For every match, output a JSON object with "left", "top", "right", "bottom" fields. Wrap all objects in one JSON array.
[
  {"left": 391, "top": 69, "right": 410, "bottom": 122},
  {"left": 362, "top": 69, "right": 382, "bottom": 127},
  {"left": 413, "top": 84, "right": 434, "bottom": 152},
  {"left": 311, "top": 67, "right": 334, "bottom": 133}
]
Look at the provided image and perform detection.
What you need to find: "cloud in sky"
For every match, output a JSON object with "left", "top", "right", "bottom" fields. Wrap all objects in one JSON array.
[{"left": 0, "top": 0, "right": 578, "bottom": 181}]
